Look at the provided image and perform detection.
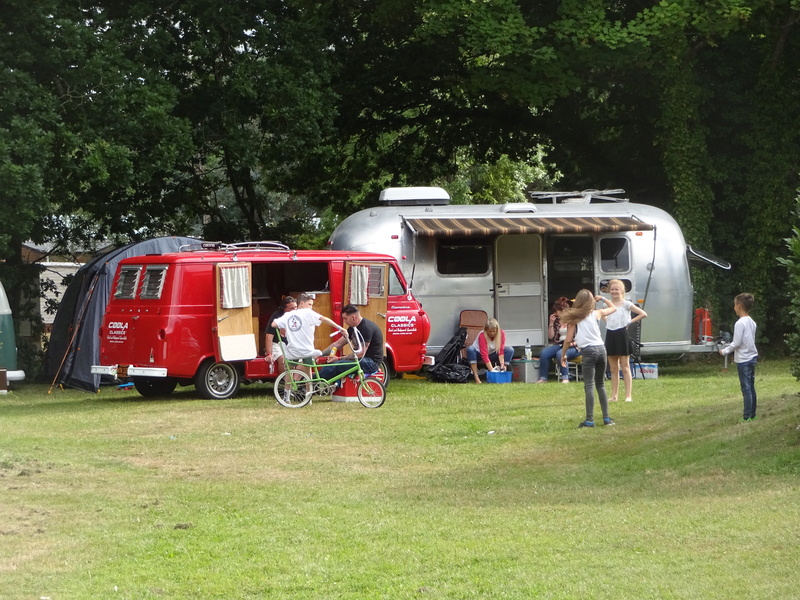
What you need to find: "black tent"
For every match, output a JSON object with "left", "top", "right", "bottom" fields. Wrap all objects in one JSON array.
[{"left": 43, "top": 236, "right": 200, "bottom": 392}]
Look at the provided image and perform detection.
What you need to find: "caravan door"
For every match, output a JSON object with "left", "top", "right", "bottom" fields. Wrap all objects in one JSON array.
[
  {"left": 215, "top": 263, "right": 258, "bottom": 361},
  {"left": 494, "top": 235, "right": 545, "bottom": 346},
  {"left": 343, "top": 262, "right": 388, "bottom": 354}
]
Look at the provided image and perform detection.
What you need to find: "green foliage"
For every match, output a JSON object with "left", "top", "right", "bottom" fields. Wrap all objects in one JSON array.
[
  {"left": 433, "top": 148, "right": 562, "bottom": 205},
  {"left": 3, "top": 0, "right": 800, "bottom": 353},
  {"left": 777, "top": 198, "right": 800, "bottom": 378}
]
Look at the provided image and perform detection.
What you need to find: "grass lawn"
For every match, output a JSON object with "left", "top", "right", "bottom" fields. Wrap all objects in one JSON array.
[{"left": 1, "top": 357, "right": 799, "bottom": 599}]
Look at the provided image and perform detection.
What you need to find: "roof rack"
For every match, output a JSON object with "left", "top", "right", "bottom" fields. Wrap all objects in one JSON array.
[
  {"left": 528, "top": 189, "right": 628, "bottom": 204},
  {"left": 179, "top": 241, "right": 290, "bottom": 253}
]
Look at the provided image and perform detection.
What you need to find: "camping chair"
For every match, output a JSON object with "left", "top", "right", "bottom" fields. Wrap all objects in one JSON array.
[
  {"left": 458, "top": 310, "right": 489, "bottom": 361},
  {"left": 566, "top": 355, "right": 582, "bottom": 381},
  {"left": 629, "top": 321, "right": 645, "bottom": 378}
]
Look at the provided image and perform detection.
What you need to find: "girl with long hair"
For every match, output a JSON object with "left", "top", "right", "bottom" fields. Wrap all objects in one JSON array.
[
  {"left": 604, "top": 279, "right": 647, "bottom": 402},
  {"left": 466, "top": 318, "right": 514, "bottom": 384},
  {"left": 560, "top": 289, "right": 617, "bottom": 428}
]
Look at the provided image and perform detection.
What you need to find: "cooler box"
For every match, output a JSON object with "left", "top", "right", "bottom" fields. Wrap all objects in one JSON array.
[
  {"left": 511, "top": 359, "right": 540, "bottom": 383},
  {"left": 632, "top": 363, "right": 658, "bottom": 379},
  {"left": 486, "top": 371, "right": 512, "bottom": 384},
  {"left": 331, "top": 376, "right": 360, "bottom": 402}
]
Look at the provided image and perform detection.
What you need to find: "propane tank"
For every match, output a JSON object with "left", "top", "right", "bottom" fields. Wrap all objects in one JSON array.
[{"left": 693, "top": 308, "right": 713, "bottom": 344}]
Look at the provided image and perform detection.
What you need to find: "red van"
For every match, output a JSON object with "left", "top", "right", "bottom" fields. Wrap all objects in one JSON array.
[{"left": 91, "top": 242, "right": 431, "bottom": 399}]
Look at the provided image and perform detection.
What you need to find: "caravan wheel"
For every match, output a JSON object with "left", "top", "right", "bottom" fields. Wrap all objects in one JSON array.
[
  {"left": 194, "top": 359, "right": 240, "bottom": 400},
  {"left": 133, "top": 377, "right": 177, "bottom": 397}
]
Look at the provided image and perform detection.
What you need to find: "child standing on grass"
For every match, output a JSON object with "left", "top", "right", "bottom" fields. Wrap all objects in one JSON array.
[
  {"left": 560, "top": 289, "right": 617, "bottom": 428},
  {"left": 604, "top": 279, "right": 648, "bottom": 403},
  {"left": 719, "top": 293, "right": 758, "bottom": 421}
]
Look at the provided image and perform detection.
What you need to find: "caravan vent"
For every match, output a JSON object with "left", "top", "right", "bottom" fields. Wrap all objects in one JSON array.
[
  {"left": 501, "top": 203, "right": 538, "bottom": 214},
  {"left": 379, "top": 187, "right": 450, "bottom": 206}
]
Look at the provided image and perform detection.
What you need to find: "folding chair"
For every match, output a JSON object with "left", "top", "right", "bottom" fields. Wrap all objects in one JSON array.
[
  {"left": 458, "top": 310, "right": 489, "bottom": 361},
  {"left": 629, "top": 321, "right": 645, "bottom": 378},
  {"left": 566, "top": 355, "right": 582, "bottom": 381}
]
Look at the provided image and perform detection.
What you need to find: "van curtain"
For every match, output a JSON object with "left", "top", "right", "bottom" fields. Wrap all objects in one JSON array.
[
  {"left": 221, "top": 265, "right": 251, "bottom": 309},
  {"left": 349, "top": 265, "right": 369, "bottom": 305}
]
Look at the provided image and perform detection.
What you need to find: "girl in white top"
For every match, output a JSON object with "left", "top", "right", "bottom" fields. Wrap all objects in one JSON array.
[
  {"left": 560, "top": 289, "right": 617, "bottom": 428},
  {"left": 604, "top": 279, "right": 648, "bottom": 403}
]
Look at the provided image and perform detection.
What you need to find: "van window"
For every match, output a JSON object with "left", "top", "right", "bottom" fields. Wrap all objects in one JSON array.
[
  {"left": 367, "top": 265, "right": 385, "bottom": 296},
  {"left": 140, "top": 266, "right": 168, "bottom": 299},
  {"left": 388, "top": 268, "right": 405, "bottom": 295},
  {"left": 437, "top": 237, "right": 491, "bottom": 275},
  {"left": 114, "top": 266, "right": 141, "bottom": 299},
  {"left": 219, "top": 264, "right": 251, "bottom": 308},
  {"left": 600, "top": 238, "right": 630, "bottom": 272}
]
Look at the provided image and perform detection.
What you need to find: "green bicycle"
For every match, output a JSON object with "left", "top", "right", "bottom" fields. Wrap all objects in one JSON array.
[{"left": 273, "top": 330, "right": 386, "bottom": 409}]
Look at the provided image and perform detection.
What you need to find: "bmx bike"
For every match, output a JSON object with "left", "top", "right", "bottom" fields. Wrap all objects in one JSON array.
[{"left": 273, "top": 330, "right": 386, "bottom": 409}]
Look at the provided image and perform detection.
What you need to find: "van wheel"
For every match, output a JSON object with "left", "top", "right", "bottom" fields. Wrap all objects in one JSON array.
[
  {"left": 194, "top": 360, "right": 240, "bottom": 400},
  {"left": 133, "top": 377, "right": 177, "bottom": 397}
]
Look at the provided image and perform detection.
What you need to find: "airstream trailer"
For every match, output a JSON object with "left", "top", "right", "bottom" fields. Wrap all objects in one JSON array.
[{"left": 328, "top": 187, "right": 729, "bottom": 357}]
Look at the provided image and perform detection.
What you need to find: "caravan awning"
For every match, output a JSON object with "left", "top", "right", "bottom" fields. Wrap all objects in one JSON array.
[{"left": 404, "top": 215, "right": 654, "bottom": 237}]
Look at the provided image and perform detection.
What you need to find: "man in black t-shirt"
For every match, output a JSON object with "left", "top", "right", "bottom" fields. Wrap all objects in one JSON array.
[
  {"left": 319, "top": 304, "right": 384, "bottom": 380},
  {"left": 264, "top": 296, "right": 298, "bottom": 374}
]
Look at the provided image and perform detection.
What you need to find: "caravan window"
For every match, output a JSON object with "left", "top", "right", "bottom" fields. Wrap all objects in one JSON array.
[
  {"left": 114, "top": 266, "right": 141, "bottom": 299},
  {"left": 140, "top": 266, "right": 168, "bottom": 299},
  {"left": 600, "top": 238, "right": 630, "bottom": 273},
  {"left": 437, "top": 237, "right": 491, "bottom": 275}
]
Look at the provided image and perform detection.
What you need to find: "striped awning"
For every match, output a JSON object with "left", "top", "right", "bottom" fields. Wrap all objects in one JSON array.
[{"left": 404, "top": 215, "right": 654, "bottom": 237}]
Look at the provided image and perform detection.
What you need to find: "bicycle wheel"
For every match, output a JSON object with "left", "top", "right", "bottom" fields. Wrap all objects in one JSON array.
[
  {"left": 274, "top": 370, "right": 313, "bottom": 408},
  {"left": 373, "top": 359, "right": 390, "bottom": 389},
  {"left": 357, "top": 377, "right": 386, "bottom": 408}
]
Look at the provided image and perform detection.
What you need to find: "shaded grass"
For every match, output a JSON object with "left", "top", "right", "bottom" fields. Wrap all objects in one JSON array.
[{"left": 1, "top": 359, "right": 799, "bottom": 599}]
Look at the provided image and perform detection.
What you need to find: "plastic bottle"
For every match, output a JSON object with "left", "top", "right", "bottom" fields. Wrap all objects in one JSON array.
[{"left": 524, "top": 338, "right": 532, "bottom": 361}]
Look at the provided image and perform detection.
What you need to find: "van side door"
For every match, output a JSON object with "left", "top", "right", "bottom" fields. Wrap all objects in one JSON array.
[
  {"left": 343, "top": 262, "right": 388, "bottom": 355},
  {"left": 215, "top": 263, "right": 258, "bottom": 361}
]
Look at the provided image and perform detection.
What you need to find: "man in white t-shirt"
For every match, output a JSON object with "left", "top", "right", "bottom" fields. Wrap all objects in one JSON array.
[{"left": 272, "top": 293, "right": 345, "bottom": 376}]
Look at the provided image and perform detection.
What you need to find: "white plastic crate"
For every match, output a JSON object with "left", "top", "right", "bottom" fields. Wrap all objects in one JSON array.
[{"left": 632, "top": 363, "right": 658, "bottom": 379}]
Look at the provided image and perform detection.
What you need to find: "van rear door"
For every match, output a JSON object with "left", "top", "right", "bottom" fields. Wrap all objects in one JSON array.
[
  {"left": 215, "top": 263, "right": 257, "bottom": 361},
  {"left": 344, "top": 262, "right": 388, "bottom": 354}
]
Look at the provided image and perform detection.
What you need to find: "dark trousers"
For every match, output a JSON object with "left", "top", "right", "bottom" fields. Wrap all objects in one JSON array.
[{"left": 319, "top": 357, "right": 379, "bottom": 381}]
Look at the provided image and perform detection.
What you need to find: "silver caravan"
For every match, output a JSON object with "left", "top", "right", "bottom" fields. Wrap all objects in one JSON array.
[{"left": 328, "top": 187, "right": 729, "bottom": 357}]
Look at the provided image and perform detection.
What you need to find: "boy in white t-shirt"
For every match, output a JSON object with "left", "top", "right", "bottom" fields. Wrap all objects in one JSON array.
[
  {"left": 272, "top": 293, "right": 345, "bottom": 377},
  {"left": 719, "top": 293, "right": 758, "bottom": 421}
]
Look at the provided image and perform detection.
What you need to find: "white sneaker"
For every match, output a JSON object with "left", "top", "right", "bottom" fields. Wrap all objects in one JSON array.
[{"left": 625, "top": 397, "right": 633, "bottom": 402}]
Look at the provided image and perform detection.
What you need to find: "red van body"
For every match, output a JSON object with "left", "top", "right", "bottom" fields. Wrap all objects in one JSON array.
[{"left": 91, "top": 243, "right": 430, "bottom": 399}]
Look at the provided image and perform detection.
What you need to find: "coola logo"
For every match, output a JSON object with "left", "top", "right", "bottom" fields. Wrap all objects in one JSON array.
[
  {"left": 108, "top": 322, "right": 129, "bottom": 330},
  {"left": 388, "top": 315, "right": 416, "bottom": 323}
]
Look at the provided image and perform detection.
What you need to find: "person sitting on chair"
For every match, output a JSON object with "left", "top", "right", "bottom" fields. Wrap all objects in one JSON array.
[
  {"left": 319, "top": 305, "right": 384, "bottom": 381},
  {"left": 467, "top": 318, "right": 514, "bottom": 384},
  {"left": 537, "top": 296, "right": 580, "bottom": 383}
]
